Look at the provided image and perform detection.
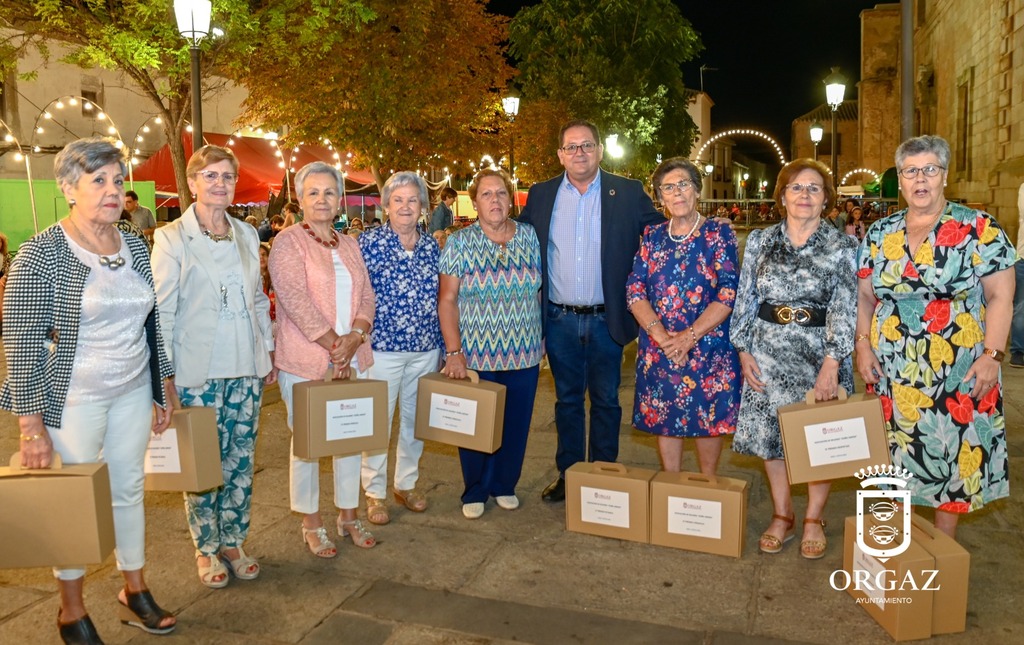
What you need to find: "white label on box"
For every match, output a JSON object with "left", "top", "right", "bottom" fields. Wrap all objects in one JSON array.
[
  {"left": 580, "top": 486, "right": 630, "bottom": 528},
  {"left": 804, "top": 416, "right": 871, "bottom": 467},
  {"left": 853, "top": 542, "right": 888, "bottom": 607},
  {"left": 325, "top": 397, "right": 374, "bottom": 441},
  {"left": 666, "top": 496, "right": 722, "bottom": 539},
  {"left": 428, "top": 393, "right": 478, "bottom": 436},
  {"left": 144, "top": 428, "right": 182, "bottom": 474}
]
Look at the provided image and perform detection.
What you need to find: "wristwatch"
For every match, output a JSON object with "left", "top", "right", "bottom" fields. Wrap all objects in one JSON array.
[
  {"left": 353, "top": 328, "right": 368, "bottom": 344},
  {"left": 981, "top": 347, "right": 1005, "bottom": 361}
]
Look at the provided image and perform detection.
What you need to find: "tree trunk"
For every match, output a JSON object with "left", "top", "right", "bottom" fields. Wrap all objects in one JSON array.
[{"left": 371, "top": 164, "right": 385, "bottom": 194}]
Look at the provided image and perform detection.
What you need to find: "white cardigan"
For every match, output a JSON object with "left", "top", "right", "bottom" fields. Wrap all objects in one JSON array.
[{"left": 151, "top": 205, "right": 274, "bottom": 388}]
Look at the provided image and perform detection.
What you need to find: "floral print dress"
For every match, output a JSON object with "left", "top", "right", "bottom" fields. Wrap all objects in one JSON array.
[
  {"left": 730, "top": 221, "right": 858, "bottom": 460},
  {"left": 626, "top": 220, "right": 740, "bottom": 437},
  {"left": 858, "top": 202, "right": 1016, "bottom": 512}
]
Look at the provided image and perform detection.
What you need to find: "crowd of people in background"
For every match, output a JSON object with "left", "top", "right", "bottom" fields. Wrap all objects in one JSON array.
[{"left": 0, "top": 126, "right": 1017, "bottom": 645}]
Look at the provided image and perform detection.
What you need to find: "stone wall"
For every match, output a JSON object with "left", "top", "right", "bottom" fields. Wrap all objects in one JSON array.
[{"left": 859, "top": 4, "right": 902, "bottom": 179}]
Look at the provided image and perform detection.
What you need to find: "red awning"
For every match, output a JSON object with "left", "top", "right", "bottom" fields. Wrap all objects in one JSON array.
[{"left": 132, "top": 132, "right": 377, "bottom": 207}]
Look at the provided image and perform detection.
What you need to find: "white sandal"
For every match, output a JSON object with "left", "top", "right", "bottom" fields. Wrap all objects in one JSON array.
[
  {"left": 195, "top": 551, "right": 229, "bottom": 589},
  {"left": 219, "top": 546, "right": 260, "bottom": 579}
]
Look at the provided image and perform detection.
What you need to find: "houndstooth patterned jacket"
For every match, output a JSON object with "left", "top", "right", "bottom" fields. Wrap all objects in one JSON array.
[{"left": 0, "top": 224, "right": 173, "bottom": 428}]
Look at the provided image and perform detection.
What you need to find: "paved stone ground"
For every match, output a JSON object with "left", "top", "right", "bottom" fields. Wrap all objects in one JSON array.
[{"left": 1, "top": 345, "right": 1021, "bottom": 644}]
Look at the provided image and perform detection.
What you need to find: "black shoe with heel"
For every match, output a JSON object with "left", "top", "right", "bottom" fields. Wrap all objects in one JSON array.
[
  {"left": 118, "top": 588, "right": 175, "bottom": 635},
  {"left": 58, "top": 611, "right": 104, "bottom": 645},
  {"left": 542, "top": 477, "right": 566, "bottom": 502}
]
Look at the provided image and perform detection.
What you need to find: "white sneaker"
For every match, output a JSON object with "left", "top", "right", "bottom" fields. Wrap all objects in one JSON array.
[
  {"left": 462, "top": 502, "right": 485, "bottom": 519},
  {"left": 495, "top": 495, "right": 520, "bottom": 510}
]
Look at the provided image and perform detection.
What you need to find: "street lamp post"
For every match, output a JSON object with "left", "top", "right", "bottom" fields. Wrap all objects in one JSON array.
[
  {"left": 175, "top": 0, "right": 212, "bottom": 155},
  {"left": 501, "top": 94, "right": 520, "bottom": 215},
  {"left": 823, "top": 67, "right": 847, "bottom": 187},
  {"left": 809, "top": 121, "right": 824, "bottom": 162}
]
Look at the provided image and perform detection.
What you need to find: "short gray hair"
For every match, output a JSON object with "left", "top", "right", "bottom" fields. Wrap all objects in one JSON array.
[
  {"left": 651, "top": 157, "right": 702, "bottom": 200},
  {"left": 54, "top": 137, "right": 127, "bottom": 189},
  {"left": 382, "top": 171, "right": 428, "bottom": 211},
  {"left": 895, "top": 135, "right": 951, "bottom": 170},
  {"left": 295, "top": 162, "right": 343, "bottom": 198}
]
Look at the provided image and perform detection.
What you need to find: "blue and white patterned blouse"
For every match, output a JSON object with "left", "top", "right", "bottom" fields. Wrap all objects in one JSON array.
[
  {"left": 359, "top": 224, "right": 443, "bottom": 352},
  {"left": 439, "top": 221, "right": 543, "bottom": 372}
]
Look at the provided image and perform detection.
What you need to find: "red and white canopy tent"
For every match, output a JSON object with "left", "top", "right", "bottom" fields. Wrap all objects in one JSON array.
[{"left": 132, "top": 132, "right": 379, "bottom": 208}]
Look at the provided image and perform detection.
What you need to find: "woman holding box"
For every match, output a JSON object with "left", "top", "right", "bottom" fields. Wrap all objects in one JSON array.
[
  {"left": 152, "top": 145, "right": 275, "bottom": 588},
  {"left": 730, "top": 159, "right": 857, "bottom": 559},
  {"left": 1, "top": 137, "right": 176, "bottom": 642},
  {"left": 855, "top": 135, "right": 1015, "bottom": 539},
  {"left": 626, "top": 157, "right": 741, "bottom": 475},
  {"left": 438, "top": 168, "right": 543, "bottom": 519},
  {"left": 358, "top": 171, "right": 443, "bottom": 523},
  {"left": 270, "top": 161, "right": 377, "bottom": 556}
]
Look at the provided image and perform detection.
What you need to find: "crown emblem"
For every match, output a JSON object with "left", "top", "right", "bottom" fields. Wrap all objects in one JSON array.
[{"left": 854, "top": 464, "right": 912, "bottom": 481}]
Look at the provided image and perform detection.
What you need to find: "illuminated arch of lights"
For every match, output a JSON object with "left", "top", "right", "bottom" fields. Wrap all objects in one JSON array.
[
  {"left": 694, "top": 128, "right": 788, "bottom": 167},
  {"left": 841, "top": 168, "right": 881, "bottom": 185}
]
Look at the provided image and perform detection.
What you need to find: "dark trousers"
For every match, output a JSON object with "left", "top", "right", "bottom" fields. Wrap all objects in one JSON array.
[
  {"left": 545, "top": 303, "right": 625, "bottom": 476},
  {"left": 459, "top": 365, "right": 540, "bottom": 504}
]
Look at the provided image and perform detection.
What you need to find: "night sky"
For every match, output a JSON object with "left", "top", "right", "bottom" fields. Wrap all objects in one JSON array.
[{"left": 489, "top": 0, "right": 884, "bottom": 165}]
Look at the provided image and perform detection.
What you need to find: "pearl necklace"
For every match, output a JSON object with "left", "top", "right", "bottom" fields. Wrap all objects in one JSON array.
[
  {"left": 66, "top": 217, "right": 126, "bottom": 270},
  {"left": 302, "top": 222, "right": 339, "bottom": 248},
  {"left": 668, "top": 214, "right": 701, "bottom": 243}
]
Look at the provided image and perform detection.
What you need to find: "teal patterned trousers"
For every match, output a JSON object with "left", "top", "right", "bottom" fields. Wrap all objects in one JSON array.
[{"left": 179, "top": 376, "right": 264, "bottom": 556}]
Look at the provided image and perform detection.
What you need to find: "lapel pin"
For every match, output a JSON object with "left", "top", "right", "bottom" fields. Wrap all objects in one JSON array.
[{"left": 609, "top": 189, "right": 616, "bottom": 196}]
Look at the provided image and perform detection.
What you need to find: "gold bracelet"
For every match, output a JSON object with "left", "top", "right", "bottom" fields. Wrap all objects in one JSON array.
[
  {"left": 20, "top": 433, "right": 42, "bottom": 442},
  {"left": 688, "top": 327, "right": 698, "bottom": 346},
  {"left": 855, "top": 333, "right": 870, "bottom": 342},
  {"left": 644, "top": 319, "right": 660, "bottom": 333}
]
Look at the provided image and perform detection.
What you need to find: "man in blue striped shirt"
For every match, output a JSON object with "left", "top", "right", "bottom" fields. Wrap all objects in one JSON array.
[{"left": 518, "top": 120, "right": 663, "bottom": 502}]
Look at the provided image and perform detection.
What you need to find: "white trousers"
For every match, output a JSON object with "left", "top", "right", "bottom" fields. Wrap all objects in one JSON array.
[
  {"left": 47, "top": 383, "right": 153, "bottom": 580},
  {"left": 361, "top": 349, "right": 440, "bottom": 498},
  {"left": 279, "top": 369, "right": 363, "bottom": 513}
]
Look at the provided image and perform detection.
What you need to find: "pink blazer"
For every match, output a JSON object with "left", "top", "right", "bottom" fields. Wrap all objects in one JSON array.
[{"left": 269, "top": 225, "right": 375, "bottom": 380}]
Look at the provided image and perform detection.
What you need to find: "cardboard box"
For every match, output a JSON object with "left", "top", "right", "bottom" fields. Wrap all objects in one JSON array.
[
  {"left": 565, "top": 461, "right": 655, "bottom": 544},
  {"left": 649, "top": 471, "right": 748, "bottom": 558},
  {"left": 415, "top": 370, "right": 506, "bottom": 453},
  {"left": 843, "top": 515, "right": 935, "bottom": 642},
  {"left": 0, "top": 454, "right": 115, "bottom": 569},
  {"left": 144, "top": 407, "right": 223, "bottom": 492},
  {"left": 292, "top": 374, "right": 389, "bottom": 459},
  {"left": 778, "top": 388, "right": 890, "bottom": 484},
  {"left": 911, "top": 513, "right": 969, "bottom": 635}
]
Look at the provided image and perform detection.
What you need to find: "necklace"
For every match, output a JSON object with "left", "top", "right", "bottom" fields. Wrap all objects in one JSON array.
[
  {"left": 483, "top": 220, "right": 513, "bottom": 260},
  {"left": 66, "top": 216, "right": 125, "bottom": 270},
  {"left": 201, "top": 227, "right": 233, "bottom": 242},
  {"left": 302, "top": 222, "right": 339, "bottom": 249},
  {"left": 668, "top": 214, "right": 701, "bottom": 243}
]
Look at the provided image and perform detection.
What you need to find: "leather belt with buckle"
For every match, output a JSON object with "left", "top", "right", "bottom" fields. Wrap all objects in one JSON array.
[
  {"left": 550, "top": 302, "right": 606, "bottom": 315},
  {"left": 757, "top": 302, "right": 827, "bottom": 327}
]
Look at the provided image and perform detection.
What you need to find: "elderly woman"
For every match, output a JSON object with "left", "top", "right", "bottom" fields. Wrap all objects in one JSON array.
[
  {"left": 855, "top": 136, "right": 1016, "bottom": 539},
  {"left": 730, "top": 159, "right": 858, "bottom": 559},
  {"left": 626, "top": 158, "right": 740, "bottom": 474},
  {"left": 269, "top": 161, "right": 377, "bottom": 557},
  {"left": 152, "top": 145, "right": 275, "bottom": 588},
  {"left": 439, "top": 168, "right": 542, "bottom": 519},
  {"left": 0, "top": 138, "right": 176, "bottom": 642},
  {"left": 358, "top": 172, "right": 442, "bottom": 524}
]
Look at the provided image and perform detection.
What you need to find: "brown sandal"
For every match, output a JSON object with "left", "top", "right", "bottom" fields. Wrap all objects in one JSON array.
[
  {"left": 394, "top": 488, "right": 428, "bottom": 512},
  {"left": 365, "top": 496, "right": 390, "bottom": 525},
  {"left": 758, "top": 514, "right": 796, "bottom": 554},
  {"left": 800, "top": 518, "right": 828, "bottom": 560}
]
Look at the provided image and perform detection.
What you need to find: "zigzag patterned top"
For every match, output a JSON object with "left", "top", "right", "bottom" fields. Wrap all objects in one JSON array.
[{"left": 440, "top": 221, "right": 543, "bottom": 372}]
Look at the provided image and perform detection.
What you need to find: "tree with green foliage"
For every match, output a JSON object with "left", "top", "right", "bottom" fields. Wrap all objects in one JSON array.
[
  {"left": 0, "top": 0, "right": 372, "bottom": 206},
  {"left": 235, "top": 0, "right": 514, "bottom": 191},
  {"left": 508, "top": 0, "right": 703, "bottom": 183}
]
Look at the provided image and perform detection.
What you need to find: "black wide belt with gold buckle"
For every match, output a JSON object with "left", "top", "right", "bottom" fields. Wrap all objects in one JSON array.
[
  {"left": 550, "top": 302, "right": 606, "bottom": 315},
  {"left": 757, "top": 302, "right": 827, "bottom": 327}
]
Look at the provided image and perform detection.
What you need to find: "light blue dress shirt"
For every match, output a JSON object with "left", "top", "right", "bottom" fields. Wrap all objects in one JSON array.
[{"left": 547, "top": 172, "right": 603, "bottom": 305}]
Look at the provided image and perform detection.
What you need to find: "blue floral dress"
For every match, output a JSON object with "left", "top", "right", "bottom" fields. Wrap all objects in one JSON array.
[
  {"left": 626, "top": 220, "right": 741, "bottom": 437},
  {"left": 858, "top": 202, "right": 1016, "bottom": 512}
]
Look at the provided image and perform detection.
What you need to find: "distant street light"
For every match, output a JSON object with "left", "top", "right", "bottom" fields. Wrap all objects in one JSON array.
[
  {"left": 809, "top": 121, "right": 824, "bottom": 161},
  {"left": 501, "top": 93, "right": 520, "bottom": 215},
  {"left": 605, "top": 134, "right": 624, "bottom": 159},
  {"left": 823, "top": 67, "right": 847, "bottom": 185},
  {"left": 175, "top": 0, "right": 212, "bottom": 154},
  {"left": 704, "top": 162, "right": 714, "bottom": 175}
]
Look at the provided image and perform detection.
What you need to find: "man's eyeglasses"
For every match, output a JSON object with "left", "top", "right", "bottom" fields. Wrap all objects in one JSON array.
[
  {"left": 786, "top": 183, "right": 823, "bottom": 195},
  {"left": 898, "top": 164, "right": 945, "bottom": 179},
  {"left": 195, "top": 171, "right": 238, "bottom": 185},
  {"left": 659, "top": 180, "right": 694, "bottom": 195},
  {"left": 559, "top": 141, "right": 598, "bottom": 155}
]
